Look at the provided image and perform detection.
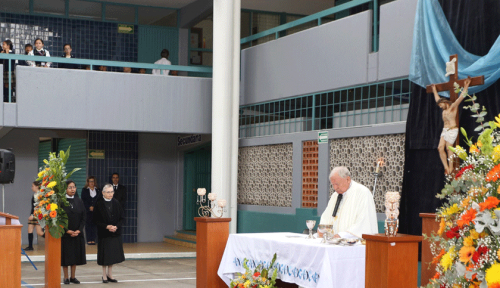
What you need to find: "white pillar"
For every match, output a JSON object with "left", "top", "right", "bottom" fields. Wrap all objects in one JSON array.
[
  {"left": 212, "top": 0, "right": 240, "bottom": 234},
  {"left": 230, "top": 0, "right": 241, "bottom": 234}
]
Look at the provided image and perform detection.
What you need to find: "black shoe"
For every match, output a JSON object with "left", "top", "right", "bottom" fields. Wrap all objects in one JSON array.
[
  {"left": 69, "top": 278, "right": 80, "bottom": 284},
  {"left": 106, "top": 275, "right": 117, "bottom": 283},
  {"left": 24, "top": 246, "right": 34, "bottom": 251},
  {"left": 102, "top": 277, "right": 109, "bottom": 283},
  {"left": 63, "top": 278, "right": 70, "bottom": 285}
]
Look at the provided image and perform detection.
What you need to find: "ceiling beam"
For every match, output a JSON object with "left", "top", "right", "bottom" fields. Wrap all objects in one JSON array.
[{"left": 179, "top": 0, "right": 213, "bottom": 28}]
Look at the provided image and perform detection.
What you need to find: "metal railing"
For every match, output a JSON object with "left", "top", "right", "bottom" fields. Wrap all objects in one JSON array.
[
  {"left": 239, "top": 78, "right": 411, "bottom": 138},
  {"left": 240, "top": 0, "right": 379, "bottom": 52},
  {"left": 0, "top": 54, "right": 213, "bottom": 103}
]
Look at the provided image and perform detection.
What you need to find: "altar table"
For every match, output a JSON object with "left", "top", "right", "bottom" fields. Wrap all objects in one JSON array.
[{"left": 218, "top": 232, "right": 366, "bottom": 288}]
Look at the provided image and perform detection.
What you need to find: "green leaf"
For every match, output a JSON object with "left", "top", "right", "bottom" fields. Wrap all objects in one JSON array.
[
  {"left": 475, "top": 126, "right": 484, "bottom": 132},
  {"left": 479, "top": 111, "right": 487, "bottom": 117},
  {"left": 65, "top": 167, "right": 82, "bottom": 180}
]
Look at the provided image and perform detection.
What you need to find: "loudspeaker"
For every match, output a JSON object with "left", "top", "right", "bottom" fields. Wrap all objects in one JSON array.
[{"left": 0, "top": 149, "right": 15, "bottom": 184}]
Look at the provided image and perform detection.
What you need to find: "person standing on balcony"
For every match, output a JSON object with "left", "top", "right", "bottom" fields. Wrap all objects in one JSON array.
[
  {"left": 27, "top": 38, "right": 51, "bottom": 68},
  {"left": 1, "top": 39, "right": 16, "bottom": 102},
  {"left": 152, "top": 49, "right": 171, "bottom": 76},
  {"left": 59, "top": 43, "right": 80, "bottom": 69},
  {"left": 18, "top": 44, "right": 33, "bottom": 66}
]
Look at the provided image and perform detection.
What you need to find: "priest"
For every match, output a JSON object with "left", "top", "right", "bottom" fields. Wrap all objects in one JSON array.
[{"left": 319, "top": 166, "right": 378, "bottom": 238}]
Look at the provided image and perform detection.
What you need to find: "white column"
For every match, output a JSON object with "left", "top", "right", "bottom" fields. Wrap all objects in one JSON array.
[
  {"left": 230, "top": 0, "right": 241, "bottom": 234},
  {"left": 212, "top": 0, "right": 240, "bottom": 234}
]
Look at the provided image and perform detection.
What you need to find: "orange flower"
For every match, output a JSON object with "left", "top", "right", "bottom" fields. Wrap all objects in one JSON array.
[
  {"left": 43, "top": 175, "right": 48, "bottom": 181},
  {"left": 479, "top": 196, "right": 500, "bottom": 211},
  {"left": 489, "top": 284, "right": 500, "bottom": 288},
  {"left": 457, "top": 208, "right": 477, "bottom": 228},
  {"left": 49, "top": 175, "right": 54, "bottom": 180},
  {"left": 437, "top": 218, "right": 446, "bottom": 235},
  {"left": 49, "top": 210, "right": 57, "bottom": 218},
  {"left": 46, "top": 204, "right": 51, "bottom": 211},
  {"left": 432, "top": 249, "right": 446, "bottom": 264},
  {"left": 486, "top": 164, "right": 500, "bottom": 182},
  {"left": 461, "top": 196, "right": 471, "bottom": 208},
  {"left": 459, "top": 246, "right": 476, "bottom": 264},
  {"left": 431, "top": 272, "right": 440, "bottom": 279},
  {"left": 40, "top": 189, "right": 45, "bottom": 192},
  {"left": 46, "top": 191, "right": 54, "bottom": 197}
]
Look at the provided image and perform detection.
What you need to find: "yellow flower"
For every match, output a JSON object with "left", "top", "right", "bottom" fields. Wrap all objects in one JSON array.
[
  {"left": 470, "top": 229, "right": 479, "bottom": 240},
  {"left": 43, "top": 159, "right": 48, "bottom": 164},
  {"left": 45, "top": 167, "right": 50, "bottom": 171},
  {"left": 453, "top": 284, "right": 461, "bottom": 288},
  {"left": 485, "top": 263, "right": 500, "bottom": 286},
  {"left": 497, "top": 249, "right": 500, "bottom": 260},
  {"left": 495, "top": 114, "right": 500, "bottom": 128},
  {"left": 442, "top": 204, "right": 460, "bottom": 216},
  {"left": 244, "top": 280, "right": 251, "bottom": 288},
  {"left": 440, "top": 247, "right": 455, "bottom": 271},
  {"left": 451, "top": 146, "right": 467, "bottom": 161},
  {"left": 463, "top": 236, "right": 474, "bottom": 247},
  {"left": 470, "top": 144, "right": 479, "bottom": 154},
  {"left": 37, "top": 170, "right": 46, "bottom": 178},
  {"left": 477, "top": 140, "right": 483, "bottom": 147},
  {"left": 47, "top": 181, "right": 57, "bottom": 188},
  {"left": 50, "top": 203, "right": 58, "bottom": 211},
  {"left": 494, "top": 145, "right": 500, "bottom": 162}
]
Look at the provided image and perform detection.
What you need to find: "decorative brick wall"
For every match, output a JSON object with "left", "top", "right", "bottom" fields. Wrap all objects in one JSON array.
[
  {"left": 329, "top": 134, "right": 405, "bottom": 212},
  {"left": 302, "top": 141, "right": 318, "bottom": 208},
  {"left": 238, "top": 144, "right": 293, "bottom": 207}
]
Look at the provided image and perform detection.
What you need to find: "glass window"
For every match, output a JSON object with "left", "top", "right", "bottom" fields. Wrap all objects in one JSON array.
[
  {"left": 138, "top": 7, "right": 177, "bottom": 27},
  {"left": 34, "top": 0, "right": 65, "bottom": 15},
  {"left": 0, "top": 0, "right": 29, "bottom": 14},
  {"left": 105, "top": 4, "right": 135, "bottom": 23},
  {"left": 69, "top": 0, "right": 101, "bottom": 21}
]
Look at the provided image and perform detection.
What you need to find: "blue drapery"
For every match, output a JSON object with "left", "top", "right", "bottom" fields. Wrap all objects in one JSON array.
[{"left": 409, "top": 0, "right": 500, "bottom": 97}]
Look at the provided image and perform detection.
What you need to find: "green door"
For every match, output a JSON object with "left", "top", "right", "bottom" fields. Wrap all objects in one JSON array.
[
  {"left": 58, "top": 139, "right": 87, "bottom": 197},
  {"left": 183, "top": 146, "right": 211, "bottom": 231}
]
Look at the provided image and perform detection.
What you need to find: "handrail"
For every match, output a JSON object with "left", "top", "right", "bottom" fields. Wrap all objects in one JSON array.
[
  {"left": 240, "top": 0, "right": 373, "bottom": 45},
  {"left": 0, "top": 54, "right": 213, "bottom": 73}
]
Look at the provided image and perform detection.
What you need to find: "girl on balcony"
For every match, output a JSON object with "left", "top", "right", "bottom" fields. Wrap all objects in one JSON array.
[
  {"left": 59, "top": 43, "right": 80, "bottom": 69},
  {"left": 27, "top": 38, "right": 51, "bottom": 68},
  {"left": 1, "top": 39, "right": 16, "bottom": 102}
]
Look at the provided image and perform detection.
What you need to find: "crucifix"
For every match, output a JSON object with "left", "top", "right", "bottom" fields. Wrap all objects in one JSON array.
[{"left": 426, "top": 54, "right": 484, "bottom": 174}]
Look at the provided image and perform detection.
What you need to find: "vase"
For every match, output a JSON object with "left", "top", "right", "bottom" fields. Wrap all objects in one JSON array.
[{"left": 45, "top": 229, "right": 61, "bottom": 288}]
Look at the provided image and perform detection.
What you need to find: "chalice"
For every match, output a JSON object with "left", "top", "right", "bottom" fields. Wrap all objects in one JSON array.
[
  {"left": 306, "top": 220, "right": 316, "bottom": 239},
  {"left": 317, "top": 224, "right": 333, "bottom": 243}
]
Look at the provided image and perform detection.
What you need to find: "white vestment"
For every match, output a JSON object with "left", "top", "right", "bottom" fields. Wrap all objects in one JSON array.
[
  {"left": 152, "top": 57, "right": 171, "bottom": 75},
  {"left": 320, "top": 180, "right": 378, "bottom": 238}
]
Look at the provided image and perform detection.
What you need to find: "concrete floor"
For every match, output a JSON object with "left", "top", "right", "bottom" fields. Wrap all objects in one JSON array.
[{"left": 21, "top": 258, "right": 196, "bottom": 287}]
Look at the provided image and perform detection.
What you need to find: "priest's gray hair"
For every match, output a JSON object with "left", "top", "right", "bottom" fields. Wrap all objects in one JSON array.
[
  {"left": 329, "top": 166, "right": 351, "bottom": 179},
  {"left": 102, "top": 183, "right": 113, "bottom": 192}
]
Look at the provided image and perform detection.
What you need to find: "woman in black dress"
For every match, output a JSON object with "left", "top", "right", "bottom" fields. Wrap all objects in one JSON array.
[
  {"left": 94, "top": 184, "right": 125, "bottom": 283},
  {"left": 61, "top": 180, "right": 86, "bottom": 284},
  {"left": 81, "top": 176, "right": 99, "bottom": 245}
]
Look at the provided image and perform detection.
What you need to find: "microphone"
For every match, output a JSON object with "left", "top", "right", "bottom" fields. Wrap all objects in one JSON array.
[{"left": 332, "top": 194, "right": 343, "bottom": 217}]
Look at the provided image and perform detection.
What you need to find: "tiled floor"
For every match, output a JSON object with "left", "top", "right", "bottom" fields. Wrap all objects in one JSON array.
[
  {"left": 21, "top": 258, "right": 196, "bottom": 288},
  {"left": 23, "top": 242, "right": 196, "bottom": 256}
]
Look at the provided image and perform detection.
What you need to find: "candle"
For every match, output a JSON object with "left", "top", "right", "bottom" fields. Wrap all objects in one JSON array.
[
  {"left": 197, "top": 188, "right": 206, "bottom": 196},
  {"left": 208, "top": 192, "right": 217, "bottom": 201},
  {"left": 217, "top": 199, "right": 227, "bottom": 208},
  {"left": 376, "top": 163, "right": 380, "bottom": 173}
]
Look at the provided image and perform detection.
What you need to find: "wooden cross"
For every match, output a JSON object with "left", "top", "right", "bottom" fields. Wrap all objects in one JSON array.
[{"left": 425, "top": 54, "right": 485, "bottom": 146}]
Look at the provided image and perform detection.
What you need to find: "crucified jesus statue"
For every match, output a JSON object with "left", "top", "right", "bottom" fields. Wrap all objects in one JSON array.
[{"left": 431, "top": 77, "right": 471, "bottom": 175}]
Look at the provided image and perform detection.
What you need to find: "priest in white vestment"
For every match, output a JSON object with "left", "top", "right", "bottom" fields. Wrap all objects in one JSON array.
[{"left": 319, "top": 166, "right": 378, "bottom": 238}]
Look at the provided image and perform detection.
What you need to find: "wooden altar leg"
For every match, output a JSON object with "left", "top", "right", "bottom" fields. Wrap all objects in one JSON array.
[
  {"left": 420, "top": 213, "right": 440, "bottom": 286},
  {"left": 0, "top": 225, "right": 22, "bottom": 288},
  {"left": 195, "top": 217, "right": 231, "bottom": 288},
  {"left": 45, "top": 230, "right": 61, "bottom": 288}
]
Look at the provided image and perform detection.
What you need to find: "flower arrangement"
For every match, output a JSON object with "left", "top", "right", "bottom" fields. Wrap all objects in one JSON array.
[
  {"left": 230, "top": 253, "right": 278, "bottom": 288},
  {"left": 423, "top": 85, "right": 500, "bottom": 288},
  {"left": 33, "top": 147, "right": 80, "bottom": 238}
]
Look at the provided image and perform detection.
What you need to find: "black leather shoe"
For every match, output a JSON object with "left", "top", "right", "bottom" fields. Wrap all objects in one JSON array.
[
  {"left": 106, "top": 275, "right": 118, "bottom": 283},
  {"left": 63, "top": 278, "right": 70, "bottom": 285},
  {"left": 24, "top": 246, "right": 34, "bottom": 251},
  {"left": 102, "top": 277, "right": 109, "bottom": 283},
  {"left": 69, "top": 278, "right": 80, "bottom": 284}
]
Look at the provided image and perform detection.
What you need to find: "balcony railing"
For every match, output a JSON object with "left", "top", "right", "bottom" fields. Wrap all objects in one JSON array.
[{"left": 0, "top": 54, "right": 213, "bottom": 103}]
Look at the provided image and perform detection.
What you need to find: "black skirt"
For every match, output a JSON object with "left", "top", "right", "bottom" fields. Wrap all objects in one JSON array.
[
  {"left": 61, "top": 234, "right": 86, "bottom": 266},
  {"left": 97, "top": 236, "right": 125, "bottom": 266}
]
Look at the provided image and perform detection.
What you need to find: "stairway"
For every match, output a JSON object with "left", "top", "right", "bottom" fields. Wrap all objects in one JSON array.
[{"left": 163, "top": 230, "right": 196, "bottom": 248}]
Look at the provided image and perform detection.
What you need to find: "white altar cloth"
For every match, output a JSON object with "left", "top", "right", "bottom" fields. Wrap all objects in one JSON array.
[{"left": 218, "top": 232, "right": 365, "bottom": 288}]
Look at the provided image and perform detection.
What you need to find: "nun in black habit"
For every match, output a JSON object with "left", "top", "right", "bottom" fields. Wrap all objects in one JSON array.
[
  {"left": 61, "top": 180, "right": 86, "bottom": 284},
  {"left": 93, "top": 183, "right": 125, "bottom": 283}
]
